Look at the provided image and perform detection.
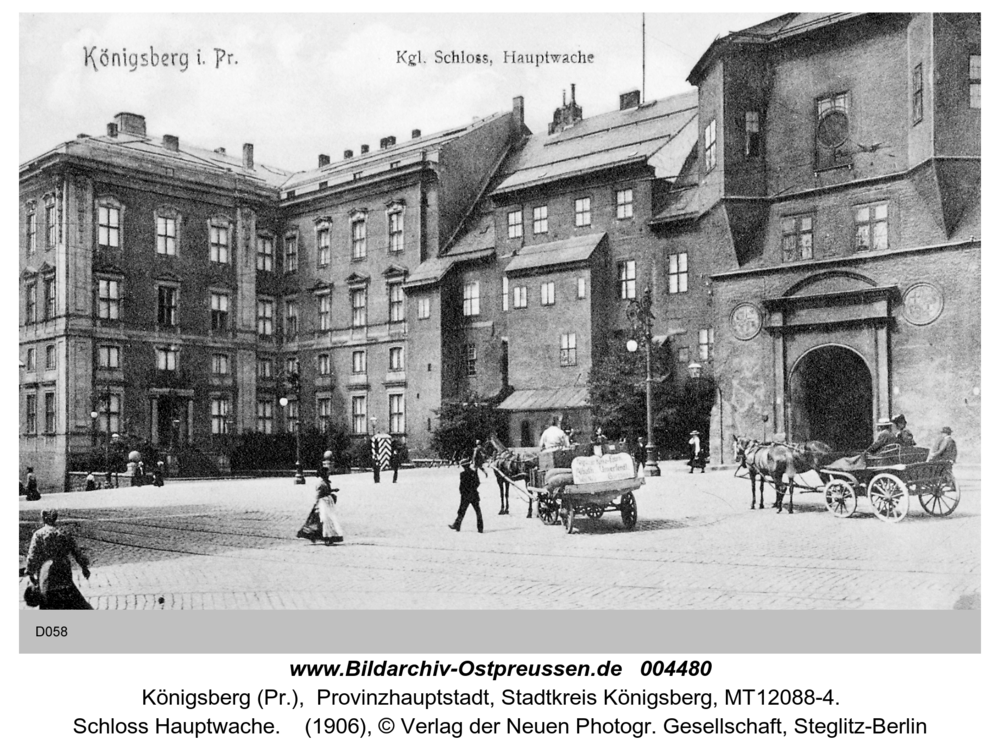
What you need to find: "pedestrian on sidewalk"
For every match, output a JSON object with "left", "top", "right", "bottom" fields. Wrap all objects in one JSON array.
[
  {"left": 152, "top": 461, "right": 165, "bottom": 487},
  {"left": 449, "top": 457, "right": 483, "bottom": 533},
  {"left": 24, "top": 510, "right": 92, "bottom": 610},
  {"left": 24, "top": 466, "right": 41, "bottom": 501},
  {"left": 390, "top": 437, "right": 403, "bottom": 483},
  {"left": 85, "top": 471, "right": 97, "bottom": 492},
  {"left": 688, "top": 430, "right": 707, "bottom": 473}
]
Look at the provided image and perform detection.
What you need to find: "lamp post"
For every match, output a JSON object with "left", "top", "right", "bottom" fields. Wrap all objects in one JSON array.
[
  {"left": 625, "top": 286, "right": 661, "bottom": 477},
  {"left": 279, "top": 394, "right": 305, "bottom": 485}
]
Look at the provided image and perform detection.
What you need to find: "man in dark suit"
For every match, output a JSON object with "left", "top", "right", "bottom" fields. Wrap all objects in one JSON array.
[{"left": 449, "top": 458, "right": 483, "bottom": 533}]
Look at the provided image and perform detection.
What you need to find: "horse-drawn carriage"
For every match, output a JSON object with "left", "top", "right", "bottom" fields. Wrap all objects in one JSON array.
[{"left": 528, "top": 467, "right": 642, "bottom": 534}]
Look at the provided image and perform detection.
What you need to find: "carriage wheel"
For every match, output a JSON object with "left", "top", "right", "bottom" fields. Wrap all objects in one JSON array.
[
  {"left": 564, "top": 505, "right": 576, "bottom": 534},
  {"left": 868, "top": 473, "right": 909, "bottom": 523},
  {"left": 538, "top": 494, "right": 559, "bottom": 525},
  {"left": 823, "top": 479, "right": 857, "bottom": 518},
  {"left": 620, "top": 492, "right": 637, "bottom": 530},
  {"left": 918, "top": 473, "right": 961, "bottom": 517},
  {"left": 585, "top": 504, "right": 605, "bottom": 519}
]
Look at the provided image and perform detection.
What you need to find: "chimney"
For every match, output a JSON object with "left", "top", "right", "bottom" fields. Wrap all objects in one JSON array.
[
  {"left": 379, "top": 136, "right": 396, "bottom": 150},
  {"left": 107, "top": 122, "right": 119, "bottom": 138},
  {"left": 242, "top": 143, "right": 254, "bottom": 170},
  {"left": 361, "top": 144, "right": 369, "bottom": 154},
  {"left": 571, "top": 83, "right": 576, "bottom": 104},
  {"left": 318, "top": 154, "right": 330, "bottom": 168},
  {"left": 411, "top": 129, "right": 421, "bottom": 139},
  {"left": 619, "top": 90, "right": 641, "bottom": 110},
  {"left": 163, "top": 134, "right": 179, "bottom": 151},
  {"left": 548, "top": 84, "right": 584, "bottom": 135},
  {"left": 344, "top": 149, "right": 354, "bottom": 159},
  {"left": 513, "top": 95, "right": 524, "bottom": 130},
  {"left": 114, "top": 112, "right": 146, "bottom": 136},
  {"left": 214, "top": 147, "right": 226, "bottom": 154}
]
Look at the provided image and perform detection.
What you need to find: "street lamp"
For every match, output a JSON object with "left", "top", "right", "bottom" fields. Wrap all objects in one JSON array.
[
  {"left": 279, "top": 395, "right": 305, "bottom": 485},
  {"left": 625, "top": 286, "right": 661, "bottom": 477}
]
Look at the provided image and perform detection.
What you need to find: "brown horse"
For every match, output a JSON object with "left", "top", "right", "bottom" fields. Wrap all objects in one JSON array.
[
  {"left": 733, "top": 436, "right": 834, "bottom": 514},
  {"left": 485, "top": 437, "right": 531, "bottom": 516}
]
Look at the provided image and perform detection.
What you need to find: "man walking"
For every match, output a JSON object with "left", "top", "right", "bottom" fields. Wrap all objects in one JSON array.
[{"left": 449, "top": 458, "right": 483, "bottom": 533}]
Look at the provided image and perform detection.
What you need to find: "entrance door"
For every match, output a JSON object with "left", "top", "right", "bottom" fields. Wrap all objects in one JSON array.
[
  {"left": 157, "top": 396, "right": 184, "bottom": 449},
  {"left": 789, "top": 346, "right": 873, "bottom": 452}
]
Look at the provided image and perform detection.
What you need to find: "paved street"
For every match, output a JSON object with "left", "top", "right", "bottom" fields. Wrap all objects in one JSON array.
[{"left": 19, "top": 464, "right": 980, "bottom": 610}]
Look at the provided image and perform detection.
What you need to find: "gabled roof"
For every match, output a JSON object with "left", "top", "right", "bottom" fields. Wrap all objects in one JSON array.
[
  {"left": 504, "top": 233, "right": 606, "bottom": 276},
  {"left": 492, "top": 91, "right": 698, "bottom": 195}
]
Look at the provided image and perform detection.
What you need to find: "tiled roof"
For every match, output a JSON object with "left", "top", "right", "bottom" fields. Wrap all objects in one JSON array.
[
  {"left": 492, "top": 90, "right": 698, "bottom": 194},
  {"left": 498, "top": 386, "right": 590, "bottom": 412},
  {"left": 503, "top": 233, "right": 606, "bottom": 276},
  {"left": 404, "top": 247, "right": 495, "bottom": 288}
]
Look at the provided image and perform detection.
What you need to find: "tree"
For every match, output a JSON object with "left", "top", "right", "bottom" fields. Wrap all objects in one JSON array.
[{"left": 431, "top": 394, "right": 500, "bottom": 461}]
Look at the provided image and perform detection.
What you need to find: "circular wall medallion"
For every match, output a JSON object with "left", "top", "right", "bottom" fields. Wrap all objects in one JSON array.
[
  {"left": 817, "top": 109, "right": 849, "bottom": 148},
  {"left": 730, "top": 303, "right": 763, "bottom": 340},
  {"left": 902, "top": 283, "right": 944, "bottom": 326}
]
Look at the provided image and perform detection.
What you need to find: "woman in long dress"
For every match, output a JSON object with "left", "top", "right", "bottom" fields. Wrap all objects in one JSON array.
[
  {"left": 303, "top": 468, "right": 344, "bottom": 545},
  {"left": 24, "top": 510, "right": 92, "bottom": 609}
]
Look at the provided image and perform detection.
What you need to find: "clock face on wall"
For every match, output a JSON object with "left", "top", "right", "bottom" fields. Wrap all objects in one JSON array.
[
  {"left": 903, "top": 283, "right": 944, "bottom": 326},
  {"left": 730, "top": 303, "right": 763, "bottom": 340},
  {"left": 817, "top": 109, "right": 849, "bottom": 148}
]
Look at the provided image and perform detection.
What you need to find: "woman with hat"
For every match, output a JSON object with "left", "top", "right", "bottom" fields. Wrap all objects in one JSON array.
[
  {"left": 299, "top": 468, "right": 344, "bottom": 545},
  {"left": 688, "top": 430, "right": 706, "bottom": 474},
  {"left": 23, "top": 510, "right": 92, "bottom": 609}
]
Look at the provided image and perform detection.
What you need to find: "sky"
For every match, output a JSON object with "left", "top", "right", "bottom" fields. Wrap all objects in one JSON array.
[{"left": 18, "top": 12, "right": 781, "bottom": 172}]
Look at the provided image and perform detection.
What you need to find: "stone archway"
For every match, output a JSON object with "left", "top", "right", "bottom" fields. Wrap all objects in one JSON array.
[{"left": 788, "top": 346, "right": 873, "bottom": 452}]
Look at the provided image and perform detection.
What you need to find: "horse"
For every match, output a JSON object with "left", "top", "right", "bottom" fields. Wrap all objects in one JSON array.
[
  {"left": 733, "top": 436, "right": 834, "bottom": 514},
  {"left": 484, "top": 437, "right": 533, "bottom": 516}
]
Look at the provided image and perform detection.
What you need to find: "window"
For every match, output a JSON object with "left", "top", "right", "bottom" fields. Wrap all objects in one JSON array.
[
  {"left": 44, "top": 393, "right": 56, "bottom": 433},
  {"left": 513, "top": 285, "right": 528, "bottom": 309},
  {"left": 388, "top": 282, "right": 404, "bottom": 323},
  {"left": 317, "top": 293, "right": 331, "bottom": 331},
  {"left": 284, "top": 235, "right": 298, "bottom": 272},
  {"left": 574, "top": 197, "right": 591, "bottom": 227},
  {"left": 352, "top": 395, "right": 367, "bottom": 434},
  {"left": 351, "top": 288, "right": 367, "bottom": 328},
  {"left": 209, "top": 222, "right": 229, "bottom": 263},
  {"left": 317, "top": 397, "right": 332, "bottom": 433},
  {"left": 540, "top": 281, "right": 555, "bottom": 306},
  {"left": 256, "top": 399, "right": 274, "bottom": 434},
  {"left": 389, "top": 394, "right": 404, "bottom": 434},
  {"left": 210, "top": 353, "right": 229, "bottom": 375},
  {"left": 388, "top": 209, "right": 404, "bottom": 252},
  {"left": 352, "top": 350, "right": 367, "bottom": 374},
  {"left": 25, "top": 348, "right": 35, "bottom": 371},
  {"left": 317, "top": 226, "right": 331, "bottom": 266},
  {"left": 285, "top": 357, "right": 299, "bottom": 375},
  {"left": 417, "top": 297, "right": 431, "bottom": 320},
  {"left": 507, "top": 209, "right": 523, "bottom": 239},
  {"left": 45, "top": 345, "right": 55, "bottom": 370},
  {"left": 156, "top": 347, "right": 178, "bottom": 371},
  {"left": 156, "top": 215, "right": 177, "bottom": 256},
  {"left": 98, "top": 203, "right": 120, "bottom": 247},
  {"left": 560, "top": 333, "right": 578, "bottom": 366},
  {"left": 667, "top": 253, "right": 688, "bottom": 294},
  {"left": 533, "top": 205, "right": 548, "bottom": 234},
  {"left": 257, "top": 236, "right": 274, "bottom": 271},
  {"left": 781, "top": 216, "right": 814, "bottom": 261},
  {"left": 677, "top": 346, "right": 690, "bottom": 363},
  {"left": 285, "top": 299, "right": 299, "bottom": 338},
  {"left": 26, "top": 207, "right": 36, "bottom": 254},
  {"left": 98, "top": 279, "right": 120, "bottom": 320},
  {"left": 256, "top": 298, "right": 274, "bottom": 336},
  {"left": 704, "top": 119, "right": 717, "bottom": 172},
  {"left": 351, "top": 216, "right": 367, "bottom": 260},
  {"left": 284, "top": 399, "right": 299, "bottom": 433},
  {"left": 389, "top": 347, "right": 404, "bottom": 371},
  {"left": 25, "top": 283, "right": 36, "bottom": 323},
  {"left": 970, "top": 54, "right": 981, "bottom": 109},
  {"left": 211, "top": 292, "right": 229, "bottom": 330},
  {"left": 912, "top": 64, "right": 924, "bottom": 125},
  {"left": 502, "top": 277, "right": 509, "bottom": 312},
  {"left": 616, "top": 189, "right": 633, "bottom": 220},
  {"left": 816, "top": 93, "right": 850, "bottom": 169},
  {"left": 745, "top": 111, "right": 761, "bottom": 158},
  {"left": 97, "top": 345, "right": 119, "bottom": 369},
  {"left": 257, "top": 358, "right": 273, "bottom": 378},
  {"left": 463, "top": 282, "right": 480, "bottom": 317},
  {"left": 699, "top": 328, "right": 714, "bottom": 361},
  {"left": 211, "top": 397, "right": 230, "bottom": 435},
  {"left": 316, "top": 353, "right": 330, "bottom": 376},
  {"left": 619, "top": 260, "right": 636, "bottom": 300},
  {"left": 855, "top": 203, "right": 888, "bottom": 252},
  {"left": 25, "top": 394, "right": 37, "bottom": 434},
  {"left": 43, "top": 277, "right": 55, "bottom": 320},
  {"left": 157, "top": 286, "right": 178, "bottom": 326},
  {"left": 99, "top": 393, "right": 121, "bottom": 434},
  {"left": 45, "top": 199, "right": 56, "bottom": 247},
  {"left": 465, "top": 344, "right": 477, "bottom": 376},
  {"left": 577, "top": 277, "right": 586, "bottom": 299}
]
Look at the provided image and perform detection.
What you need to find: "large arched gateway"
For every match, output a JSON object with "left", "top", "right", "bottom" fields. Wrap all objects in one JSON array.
[{"left": 789, "top": 346, "right": 873, "bottom": 452}]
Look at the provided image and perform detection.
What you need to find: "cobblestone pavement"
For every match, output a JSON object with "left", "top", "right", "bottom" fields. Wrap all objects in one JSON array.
[{"left": 18, "top": 463, "right": 980, "bottom": 610}]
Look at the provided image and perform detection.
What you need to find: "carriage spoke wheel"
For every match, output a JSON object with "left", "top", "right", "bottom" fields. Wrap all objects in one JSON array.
[
  {"left": 868, "top": 473, "right": 909, "bottom": 523},
  {"left": 585, "top": 504, "right": 605, "bottom": 519},
  {"left": 538, "top": 495, "right": 559, "bottom": 525},
  {"left": 918, "top": 473, "right": 961, "bottom": 517},
  {"left": 620, "top": 492, "right": 637, "bottom": 530},
  {"left": 823, "top": 480, "right": 856, "bottom": 519}
]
